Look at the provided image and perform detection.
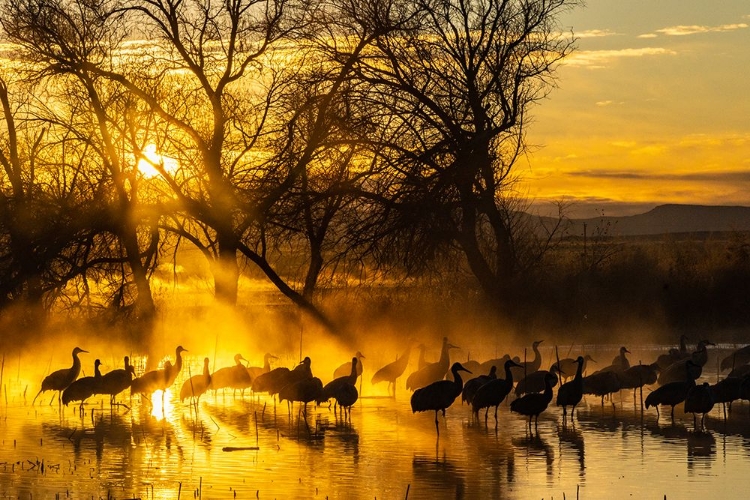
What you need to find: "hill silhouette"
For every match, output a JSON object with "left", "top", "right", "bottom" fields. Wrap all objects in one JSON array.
[{"left": 559, "top": 204, "right": 750, "bottom": 237}]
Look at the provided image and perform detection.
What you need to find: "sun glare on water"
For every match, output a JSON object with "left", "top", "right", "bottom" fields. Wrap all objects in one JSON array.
[
  {"left": 149, "top": 389, "right": 175, "bottom": 420},
  {"left": 137, "top": 144, "right": 179, "bottom": 179}
]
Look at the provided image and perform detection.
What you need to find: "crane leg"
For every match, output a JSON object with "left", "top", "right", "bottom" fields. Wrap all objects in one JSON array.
[{"left": 434, "top": 410, "right": 440, "bottom": 436}]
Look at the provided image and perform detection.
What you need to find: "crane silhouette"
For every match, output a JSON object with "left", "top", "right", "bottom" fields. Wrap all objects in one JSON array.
[
  {"left": 210, "top": 353, "right": 252, "bottom": 397},
  {"left": 582, "top": 370, "right": 621, "bottom": 408},
  {"left": 461, "top": 365, "right": 497, "bottom": 405},
  {"left": 247, "top": 353, "right": 278, "bottom": 380},
  {"left": 320, "top": 357, "right": 359, "bottom": 409},
  {"left": 279, "top": 377, "right": 324, "bottom": 418},
  {"left": 515, "top": 364, "right": 562, "bottom": 397},
  {"left": 645, "top": 360, "right": 699, "bottom": 421},
  {"left": 33, "top": 347, "right": 88, "bottom": 406},
  {"left": 371, "top": 342, "right": 414, "bottom": 397},
  {"left": 181, "top": 357, "right": 212, "bottom": 405},
  {"left": 98, "top": 356, "right": 136, "bottom": 405},
  {"left": 406, "top": 337, "right": 458, "bottom": 391},
  {"left": 471, "top": 360, "right": 522, "bottom": 423},
  {"left": 720, "top": 344, "right": 750, "bottom": 372},
  {"left": 510, "top": 372, "right": 557, "bottom": 430},
  {"left": 556, "top": 354, "right": 596, "bottom": 382},
  {"left": 658, "top": 340, "right": 713, "bottom": 386},
  {"left": 510, "top": 340, "right": 545, "bottom": 381},
  {"left": 685, "top": 382, "right": 715, "bottom": 431},
  {"left": 62, "top": 359, "right": 102, "bottom": 409},
  {"left": 556, "top": 356, "right": 585, "bottom": 421},
  {"left": 410, "top": 362, "right": 471, "bottom": 436},
  {"left": 333, "top": 351, "right": 365, "bottom": 380},
  {"left": 131, "top": 346, "right": 187, "bottom": 405}
]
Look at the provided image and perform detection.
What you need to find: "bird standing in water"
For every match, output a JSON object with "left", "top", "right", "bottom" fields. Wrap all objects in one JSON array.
[
  {"left": 371, "top": 342, "right": 415, "bottom": 397},
  {"left": 556, "top": 356, "right": 585, "bottom": 422},
  {"left": 62, "top": 359, "right": 103, "bottom": 409},
  {"left": 406, "top": 337, "right": 458, "bottom": 391},
  {"left": 472, "top": 360, "right": 522, "bottom": 423},
  {"left": 99, "top": 356, "right": 136, "bottom": 405},
  {"left": 181, "top": 357, "right": 212, "bottom": 405},
  {"left": 511, "top": 372, "right": 557, "bottom": 431},
  {"left": 411, "top": 362, "right": 471, "bottom": 436},
  {"left": 33, "top": 347, "right": 88, "bottom": 406}
]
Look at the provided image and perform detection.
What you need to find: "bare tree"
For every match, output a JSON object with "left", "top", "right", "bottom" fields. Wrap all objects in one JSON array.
[
  {"left": 1, "top": 0, "right": 160, "bottom": 325},
  {"left": 346, "top": 0, "right": 577, "bottom": 304}
]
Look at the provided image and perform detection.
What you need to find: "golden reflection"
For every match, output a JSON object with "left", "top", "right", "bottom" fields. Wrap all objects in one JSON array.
[{"left": 149, "top": 389, "right": 175, "bottom": 420}]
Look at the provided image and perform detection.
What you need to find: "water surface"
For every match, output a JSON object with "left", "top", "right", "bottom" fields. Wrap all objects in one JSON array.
[{"left": 2, "top": 347, "right": 750, "bottom": 499}]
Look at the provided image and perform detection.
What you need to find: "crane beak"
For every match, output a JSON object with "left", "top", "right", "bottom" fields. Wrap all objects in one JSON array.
[
  {"left": 448, "top": 344, "right": 460, "bottom": 350},
  {"left": 510, "top": 360, "right": 523, "bottom": 368}
]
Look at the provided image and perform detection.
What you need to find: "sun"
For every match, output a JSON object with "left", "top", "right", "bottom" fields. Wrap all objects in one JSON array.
[{"left": 137, "top": 144, "right": 178, "bottom": 179}]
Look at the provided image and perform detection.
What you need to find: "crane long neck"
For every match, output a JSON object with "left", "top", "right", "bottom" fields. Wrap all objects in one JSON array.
[
  {"left": 452, "top": 368, "right": 464, "bottom": 390},
  {"left": 203, "top": 360, "right": 210, "bottom": 376},
  {"left": 263, "top": 355, "right": 271, "bottom": 371},
  {"left": 72, "top": 352, "right": 82, "bottom": 377},
  {"left": 439, "top": 342, "right": 450, "bottom": 366},
  {"left": 349, "top": 362, "right": 358, "bottom": 383},
  {"left": 574, "top": 361, "right": 584, "bottom": 381},
  {"left": 504, "top": 364, "right": 514, "bottom": 384}
]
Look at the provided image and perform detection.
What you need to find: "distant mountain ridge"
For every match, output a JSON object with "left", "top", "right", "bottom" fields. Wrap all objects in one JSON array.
[{"left": 557, "top": 204, "right": 750, "bottom": 237}]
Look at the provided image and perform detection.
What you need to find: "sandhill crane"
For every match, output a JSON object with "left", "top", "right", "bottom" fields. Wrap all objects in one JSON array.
[
  {"left": 371, "top": 343, "right": 414, "bottom": 396},
  {"left": 181, "top": 357, "right": 211, "bottom": 404},
  {"left": 98, "top": 356, "right": 136, "bottom": 405},
  {"left": 210, "top": 353, "right": 252, "bottom": 397},
  {"left": 645, "top": 360, "right": 699, "bottom": 421},
  {"left": 655, "top": 335, "right": 690, "bottom": 370},
  {"left": 658, "top": 340, "right": 713, "bottom": 386},
  {"left": 510, "top": 340, "right": 544, "bottom": 381},
  {"left": 279, "top": 377, "right": 323, "bottom": 418},
  {"left": 471, "top": 360, "right": 522, "bottom": 423},
  {"left": 33, "top": 347, "right": 88, "bottom": 406},
  {"left": 461, "top": 366, "right": 497, "bottom": 405},
  {"left": 720, "top": 344, "right": 750, "bottom": 372},
  {"left": 62, "top": 359, "right": 102, "bottom": 408},
  {"left": 685, "top": 382, "right": 715, "bottom": 431},
  {"left": 557, "top": 354, "right": 596, "bottom": 382},
  {"left": 333, "top": 383, "right": 358, "bottom": 420},
  {"left": 583, "top": 371, "right": 621, "bottom": 407},
  {"left": 252, "top": 365, "right": 291, "bottom": 396},
  {"left": 510, "top": 372, "right": 557, "bottom": 430},
  {"left": 596, "top": 346, "right": 630, "bottom": 374},
  {"left": 333, "top": 351, "right": 365, "bottom": 380},
  {"left": 515, "top": 365, "right": 562, "bottom": 397},
  {"left": 477, "top": 354, "right": 511, "bottom": 376},
  {"left": 247, "top": 353, "right": 278, "bottom": 380},
  {"left": 416, "top": 344, "right": 429, "bottom": 370},
  {"left": 710, "top": 377, "right": 744, "bottom": 419},
  {"left": 410, "top": 362, "right": 471, "bottom": 436},
  {"left": 320, "top": 357, "right": 359, "bottom": 408},
  {"left": 131, "top": 346, "right": 187, "bottom": 403},
  {"left": 406, "top": 337, "right": 458, "bottom": 391},
  {"left": 556, "top": 356, "right": 585, "bottom": 421},
  {"left": 620, "top": 362, "right": 660, "bottom": 408}
]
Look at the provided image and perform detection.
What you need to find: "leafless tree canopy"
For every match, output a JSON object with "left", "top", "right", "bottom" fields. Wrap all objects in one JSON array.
[{"left": 0, "top": 0, "right": 578, "bottom": 331}]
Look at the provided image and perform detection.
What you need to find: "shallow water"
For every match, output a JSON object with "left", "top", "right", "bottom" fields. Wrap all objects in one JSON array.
[{"left": 2, "top": 346, "right": 750, "bottom": 499}]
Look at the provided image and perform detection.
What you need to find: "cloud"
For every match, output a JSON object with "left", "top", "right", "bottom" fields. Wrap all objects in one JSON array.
[
  {"left": 567, "top": 170, "right": 750, "bottom": 184},
  {"left": 646, "top": 23, "right": 748, "bottom": 37},
  {"left": 576, "top": 29, "right": 617, "bottom": 38},
  {"left": 565, "top": 47, "right": 676, "bottom": 68}
]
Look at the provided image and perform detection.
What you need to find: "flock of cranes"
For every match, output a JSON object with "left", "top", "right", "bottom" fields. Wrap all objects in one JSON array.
[
  {"left": 406, "top": 336, "right": 750, "bottom": 435},
  {"left": 29, "top": 336, "right": 750, "bottom": 437},
  {"left": 31, "top": 345, "right": 362, "bottom": 420}
]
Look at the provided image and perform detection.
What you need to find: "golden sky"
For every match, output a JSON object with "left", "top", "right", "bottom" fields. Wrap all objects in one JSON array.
[{"left": 519, "top": 1, "right": 750, "bottom": 217}]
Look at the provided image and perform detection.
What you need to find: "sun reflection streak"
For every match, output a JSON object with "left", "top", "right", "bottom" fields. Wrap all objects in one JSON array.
[{"left": 150, "top": 389, "right": 175, "bottom": 420}]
